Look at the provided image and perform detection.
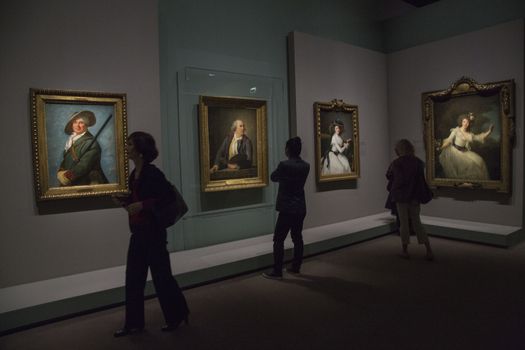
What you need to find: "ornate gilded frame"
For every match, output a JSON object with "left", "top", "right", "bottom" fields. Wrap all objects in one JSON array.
[
  {"left": 199, "top": 96, "right": 268, "bottom": 192},
  {"left": 422, "top": 77, "right": 515, "bottom": 193},
  {"left": 314, "top": 99, "right": 360, "bottom": 183},
  {"left": 30, "top": 88, "right": 129, "bottom": 201}
]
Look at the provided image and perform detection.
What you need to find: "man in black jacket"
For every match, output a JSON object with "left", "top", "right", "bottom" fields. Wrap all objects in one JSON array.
[{"left": 263, "top": 137, "right": 310, "bottom": 280}]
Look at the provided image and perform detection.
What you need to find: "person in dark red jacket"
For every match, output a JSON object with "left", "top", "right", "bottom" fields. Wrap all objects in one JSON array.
[
  {"left": 387, "top": 139, "right": 434, "bottom": 260},
  {"left": 113, "top": 132, "right": 189, "bottom": 337}
]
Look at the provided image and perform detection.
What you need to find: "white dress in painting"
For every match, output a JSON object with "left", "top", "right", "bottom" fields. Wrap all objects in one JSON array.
[
  {"left": 321, "top": 134, "right": 351, "bottom": 175},
  {"left": 438, "top": 127, "right": 489, "bottom": 180}
]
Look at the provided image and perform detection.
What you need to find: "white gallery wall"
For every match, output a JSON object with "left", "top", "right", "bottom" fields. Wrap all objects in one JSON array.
[
  {"left": 290, "top": 20, "right": 524, "bottom": 229},
  {"left": 290, "top": 31, "right": 391, "bottom": 228},
  {"left": 0, "top": 0, "right": 161, "bottom": 289},
  {"left": 387, "top": 20, "right": 524, "bottom": 226}
]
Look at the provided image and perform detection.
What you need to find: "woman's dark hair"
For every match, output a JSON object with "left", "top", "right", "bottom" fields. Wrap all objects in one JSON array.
[
  {"left": 329, "top": 119, "right": 345, "bottom": 135},
  {"left": 286, "top": 136, "right": 302, "bottom": 157},
  {"left": 457, "top": 112, "right": 474, "bottom": 128},
  {"left": 394, "top": 139, "right": 415, "bottom": 157},
  {"left": 128, "top": 131, "right": 159, "bottom": 163}
]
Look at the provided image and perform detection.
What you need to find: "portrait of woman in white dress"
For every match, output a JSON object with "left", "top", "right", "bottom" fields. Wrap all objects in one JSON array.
[
  {"left": 321, "top": 119, "right": 352, "bottom": 175},
  {"left": 439, "top": 112, "right": 494, "bottom": 180}
]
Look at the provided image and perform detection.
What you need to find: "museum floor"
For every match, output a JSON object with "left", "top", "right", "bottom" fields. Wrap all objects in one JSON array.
[{"left": 1, "top": 234, "right": 524, "bottom": 350}]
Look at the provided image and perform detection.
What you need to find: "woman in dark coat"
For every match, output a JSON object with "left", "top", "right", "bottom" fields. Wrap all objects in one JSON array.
[
  {"left": 386, "top": 139, "right": 434, "bottom": 260},
  {"left": 113, "top": 131, "right": 189, "bottom": 337}
]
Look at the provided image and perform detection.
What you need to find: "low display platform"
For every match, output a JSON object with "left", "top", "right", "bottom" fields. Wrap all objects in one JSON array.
[
  {"left": 1, "top": 212, "right": 523, "bottom": 335},
  {"left": 422, "top": 216, "right": 523, "bottom": 247}
]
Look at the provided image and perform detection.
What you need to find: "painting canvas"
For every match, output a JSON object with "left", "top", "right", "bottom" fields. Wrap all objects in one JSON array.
[
  {"left": 30, "top": 89, "right": 129, "bottom": 200},
  {"left": 199, "top": 96, "right": 268, "bottom": 192},
  {"left": 422, "top": 77, "right": 515, "bottom": 192},
  {"left": 314, "top": 99, "right": 360, "bottom": 183}
]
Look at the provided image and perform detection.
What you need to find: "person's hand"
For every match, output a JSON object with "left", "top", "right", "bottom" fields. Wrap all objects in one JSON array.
[
  {"left": 439, "top": 139, "right": 450, "bottom": 151},
  {"left": 344, "top": 138, "right": 352, "bottom": 144},
  {"left": 111, "top": 194, "right": 128, "bottom": 207},
  {"left": 210, "top": 165, "right": 219, "bottom": 173},
  {"left": 227, "top": 163, "right": 240, "bottom": 170},
  {"left": 57, "top": 170, "right": 72, "bottom": 186},
  {"left": 111, "top": 195, "right": 122, "bottom": 206},
  {"left": 64, "top": 171, "right": 75, "bottom": 180},
  {"left": 126, "top": 202, "right": 143, "bottom": 215}
]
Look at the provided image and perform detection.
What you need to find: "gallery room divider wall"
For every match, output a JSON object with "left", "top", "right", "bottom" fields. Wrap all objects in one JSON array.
[
  {"left": 172, "top": 67, "right": 284, "bottom": 250},
  {"left": 288, "top": 31, "right": 390, "bottom": 228},
  {"left": 157, "top": 0, "right": 389, "bottom": 251}
]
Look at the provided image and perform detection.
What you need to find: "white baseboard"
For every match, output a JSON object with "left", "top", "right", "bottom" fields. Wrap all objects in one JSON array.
[{"left": 0, "top": 212, "right": 393, "bottom": 314}]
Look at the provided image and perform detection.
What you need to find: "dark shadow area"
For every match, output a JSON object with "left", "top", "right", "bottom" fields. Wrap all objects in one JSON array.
[
  {"left": 200, "top": 188, "right": 264, "bottom": 212},
  {"left": 37, "top": 196, "right": 120, "bottom": 215},
  {"left": 210, "top": 167, "right": 257, "bottom": 181},
  {"left": 280, "top": 274, "right": 383, "bottom": 305},
  {"left": 434, "top": 187, "right": 512, "bottom": 204},
  {"left": 317, "top": 179, "right": 357, "bottom": 192}
]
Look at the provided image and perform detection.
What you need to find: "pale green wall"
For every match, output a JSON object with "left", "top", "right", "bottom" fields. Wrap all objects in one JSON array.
[{"left": 158, "top": 0, "right": 385, "bottom": 251}]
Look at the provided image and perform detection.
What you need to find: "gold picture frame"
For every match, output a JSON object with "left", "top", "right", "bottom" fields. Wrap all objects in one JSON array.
[
  {"left": 314, "top": 99, "right": 360, "bottom": 183},
  {"left": 422, "top": 77, "right": 515, "bottom": 193},
  {"left": 30, "top": 88, "right": 129, "bottom": 201},
  {"left": 198, "top": 95, "right": 268, "bottom": 192}
]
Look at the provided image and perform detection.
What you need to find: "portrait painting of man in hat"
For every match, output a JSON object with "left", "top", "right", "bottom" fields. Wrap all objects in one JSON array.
[{"left": 57, "top": 110, "right": 109, "bottom": 186}]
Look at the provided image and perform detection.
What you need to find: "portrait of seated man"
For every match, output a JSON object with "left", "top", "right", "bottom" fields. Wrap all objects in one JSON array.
[{"left": 210, "top": 119, "right": 255, "bottom": 179}]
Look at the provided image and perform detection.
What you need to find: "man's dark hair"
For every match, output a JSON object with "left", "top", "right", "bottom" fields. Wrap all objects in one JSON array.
[
  {"left": 394, "top": 138, "right": 415, "bottom": 157},
  {"left": 128, "top": 131, "right": 159, "bottom": 163},
  {"left": 286, "top": 136, "right": 302, "bottom": 157}
]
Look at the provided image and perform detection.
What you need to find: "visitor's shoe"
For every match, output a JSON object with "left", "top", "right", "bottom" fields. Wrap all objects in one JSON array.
[
  {"left": 113, "top": 327, "right": 144, "bottom": 337},
  {"left": 262, "top": 271, "right": 282, "bottom": 280},
  {"left": 161, "top": 314, "right": 189, "bottom": 332},
  {"left": 285, "top": 267, "right": 301, "bottom": 275}
]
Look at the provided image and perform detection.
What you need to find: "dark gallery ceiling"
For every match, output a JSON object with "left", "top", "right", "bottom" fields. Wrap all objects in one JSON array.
[
  {"left": 374, "top": 0, "right": 440, "bottom": 20},
  {"left": 402, "top": 0, "right": 440, "bottom": 7}
]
